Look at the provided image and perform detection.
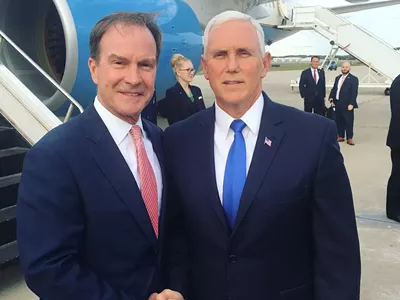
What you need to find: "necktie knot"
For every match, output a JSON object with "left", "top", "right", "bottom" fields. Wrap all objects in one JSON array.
[
  {"left": 230, "top": 119, "right": 246, "bottom": 133},
  {"left": 130, "top": 125, "right": 142, "bottom": 140}
]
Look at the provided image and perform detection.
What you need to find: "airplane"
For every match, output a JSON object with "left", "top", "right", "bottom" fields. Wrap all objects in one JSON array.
[{"left": 0, "top": 0, "right": 399, "bottom": 116}]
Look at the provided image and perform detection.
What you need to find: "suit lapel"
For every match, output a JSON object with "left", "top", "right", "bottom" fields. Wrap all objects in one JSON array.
[
  {"left": 85, "top": 105, "right": 158, "bottom": 249},
  {"left": 232, "top": 93, "right": 285, "bottom": 236},
  {"left": 197, "top": 108, "right": 230, "bottom": 233}
]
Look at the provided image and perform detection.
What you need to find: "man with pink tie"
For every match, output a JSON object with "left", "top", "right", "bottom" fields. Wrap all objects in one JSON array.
[
  {"left": 329, "top": 61, "right": 359, "bottom": 145},
  {"left": 17, "top": 12, "right": 182, "bottom": 300}
]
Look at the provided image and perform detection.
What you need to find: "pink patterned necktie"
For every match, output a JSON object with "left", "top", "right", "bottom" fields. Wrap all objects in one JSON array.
[{"left": 130, "top": 125, "right": 159, "bottom": 237}]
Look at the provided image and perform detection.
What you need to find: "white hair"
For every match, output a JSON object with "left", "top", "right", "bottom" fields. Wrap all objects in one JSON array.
[{"left": 203, "top": 10, "right": 265, "bottom": 58}]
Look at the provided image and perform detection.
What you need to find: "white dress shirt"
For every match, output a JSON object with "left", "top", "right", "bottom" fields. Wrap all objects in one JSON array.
[
  {"left": 94, "top": 98, "right": 163, "bottom": 212},
  {"left": 214, "top": 93, "right": 264, "bottom": 203},
  {"left": 310, "top": 67, "right": 319, "bottom": 84},
  {"left": 336, "top": 74, "right": 348, "bottom": 100}
]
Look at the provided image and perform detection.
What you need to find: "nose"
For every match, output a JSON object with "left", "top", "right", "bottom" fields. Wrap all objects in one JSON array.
[
  {"left": 226, "top": 53, "right": 239, "bottom": 73},
  {"left": 124, "top": 64, "right": 142, "bottom": 86}
]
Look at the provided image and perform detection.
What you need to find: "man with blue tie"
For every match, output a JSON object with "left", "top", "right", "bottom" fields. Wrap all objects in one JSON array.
[
  {"left": 162, "top": 11, "right": 361, "bottom": 300},
  {"left": 17, "top": 12, "right": 182, "bottom": 300}
]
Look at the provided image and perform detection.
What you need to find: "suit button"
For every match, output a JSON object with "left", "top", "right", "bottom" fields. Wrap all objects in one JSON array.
[{"left": 228, "top": 255, "right": 237, "bottom": 263}]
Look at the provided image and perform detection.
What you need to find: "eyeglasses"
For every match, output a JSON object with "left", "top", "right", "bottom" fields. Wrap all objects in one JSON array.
[{"left": 180, "top": 68, "right": 195, "bottom": 74}]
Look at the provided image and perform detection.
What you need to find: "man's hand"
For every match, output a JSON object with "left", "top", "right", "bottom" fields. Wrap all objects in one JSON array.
[
  {"left": 329, "top": 98, "right": 333, "bottom": 103},
  {"left": 149, "top": 289, "right": 184, "bottom": 300},
  {"left": 348, "top": 104, "right": 354, "bottom": 111}
]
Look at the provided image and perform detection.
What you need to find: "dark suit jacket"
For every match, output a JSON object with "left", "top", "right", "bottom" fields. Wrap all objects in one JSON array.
[
  {"left": 141, "top": 90, "right": 158, "bottom": 125},
  {"left": 17, "top": 105, "right": 166, "bottom": 300},
  {"left": 160, "top": 82, "right": 205, "bottom": 125},
  {"left": 299, "top": 68, "right": 326, "bottom": 102},
  {"left": 329, "top": 73, "right": 359, "bottom": 108},
  {"left": 387, "top": 74, "right": 400, "bottom": 148},
  {"left": 162, "top": 92, "right": 361, "bottom": 300}
]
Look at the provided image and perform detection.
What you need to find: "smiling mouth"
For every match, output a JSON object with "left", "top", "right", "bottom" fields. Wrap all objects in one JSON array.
[
  {"left": 223, "top": 80, "right": 244, "bottom": 85},
  {"left": 119, "top": 92, "right": 144, "bottom": 97}
]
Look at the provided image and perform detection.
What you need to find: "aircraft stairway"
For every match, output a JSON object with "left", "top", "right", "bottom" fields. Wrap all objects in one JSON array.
[
  {"left": 280, "top": 5, "right": 400, "bottom": 88},
  {"left": 0, "top": 113, "right": 29, "bottom": 266},
  {"left": 0, "top": 29, "right": 83, "bottom": 266}
]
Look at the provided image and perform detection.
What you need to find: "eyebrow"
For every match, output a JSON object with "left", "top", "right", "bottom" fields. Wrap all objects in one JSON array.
[
  {"left": 108, "top": 54, "right": 129, "bottom": 62},
  {"left": 211, "top": 48, "right": 253, "bottom": 55},
  {"left": 139, "top": 57, "right": 156, "bottom": 65},
  {"left": 107, "top": 54, "right": 156, "bottom": 65}
]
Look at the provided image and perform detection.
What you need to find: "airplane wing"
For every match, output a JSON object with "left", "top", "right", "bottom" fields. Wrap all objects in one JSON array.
[{"left": 331, "top": 0, "right": 400, "bottom": 14}]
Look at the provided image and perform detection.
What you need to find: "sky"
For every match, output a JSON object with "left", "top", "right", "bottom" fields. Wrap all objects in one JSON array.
[{"left": 266, "top": 0, "right": 400, "bottom": 56}]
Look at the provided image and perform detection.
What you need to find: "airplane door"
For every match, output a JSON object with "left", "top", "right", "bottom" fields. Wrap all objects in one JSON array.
[{"left": 277, "top": 0, "right": 289, "bottom": 19}]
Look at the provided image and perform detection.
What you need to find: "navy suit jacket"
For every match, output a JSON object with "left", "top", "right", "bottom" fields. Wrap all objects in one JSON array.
[
  {"left": 159, "top": 82, "right": 206, "bottom": 125},
  {"left": 329, "top": 73, "right": 359, "bottom": 108},
  {"left": 387, "top": 74, "right": 400, "bottom": 148},
  {"left": 162, "top": 92, "right": 361, "bottom": 300},
  {"left": 141, "top": 90, "right": 158, "bottom": 125},
  {"left": 299, "top": 68, "right": 326, "bottom": 102},
  {"left": 17, "top": 105, "right": 166, "bottom": 300}
]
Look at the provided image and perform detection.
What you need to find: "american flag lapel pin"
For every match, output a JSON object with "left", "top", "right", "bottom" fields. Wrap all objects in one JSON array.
[{"left": 264, "top": 136, "right": 272, "bottom": 147}]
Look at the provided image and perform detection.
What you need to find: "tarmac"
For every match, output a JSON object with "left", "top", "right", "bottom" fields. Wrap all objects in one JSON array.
[{"left": 1, "top": 66, "right": 399, "bottom": 300}]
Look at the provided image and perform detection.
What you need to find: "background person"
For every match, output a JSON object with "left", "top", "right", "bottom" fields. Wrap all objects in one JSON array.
[
  {"left": 329, "top": 61, "right": 359, "bottom": 146},
  {"left": 299, "top": 56, "right": 326, "bottom": 115},
  {"left": 160, "top": 54, "right": 205, "bottom": 125}
]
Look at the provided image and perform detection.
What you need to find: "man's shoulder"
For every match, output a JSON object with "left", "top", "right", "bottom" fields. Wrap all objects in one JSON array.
[
  {"left": 349, "top": 73, "right": 359, "bottom": 81},
  {"left": 164, "top": 107, "right": 211, "bottom": 138},
  {"left": 30, "top": 110, "right": 88, "bottom": 155},
  {"left": 301, "top": 68, "right": 310, "bottom": 75},
  {"left": 273, "top": 101, "right": 333, "bottom": 132}
]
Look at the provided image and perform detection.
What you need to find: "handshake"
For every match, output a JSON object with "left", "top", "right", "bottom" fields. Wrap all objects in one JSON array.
[{"left": 149, "top": 289, "right": 184, "bottom": 300}]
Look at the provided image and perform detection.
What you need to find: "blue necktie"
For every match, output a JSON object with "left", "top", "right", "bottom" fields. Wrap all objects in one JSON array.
[{"left": 223, "top": 119, "right": 247, "bottom": 229}]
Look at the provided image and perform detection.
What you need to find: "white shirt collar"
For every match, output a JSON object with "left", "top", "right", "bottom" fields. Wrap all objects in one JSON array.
[
  {"left": 94, "top": 96, "right": 144, "bottom": 145},
  {"left": 215, "top": 93, "right": 264, "bottom": 139}
]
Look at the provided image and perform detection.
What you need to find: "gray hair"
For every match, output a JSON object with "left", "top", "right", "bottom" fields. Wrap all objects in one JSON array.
[
  {"left": 89, "top": 12, "right": 162, "bottom": 63},
  {"left": 203, "top": 10, "right": 265, "bottom": 58}
]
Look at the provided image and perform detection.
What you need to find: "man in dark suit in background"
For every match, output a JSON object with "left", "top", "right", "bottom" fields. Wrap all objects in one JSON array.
[
  {"left": 17, "top": 12, "right": 182, "bottom": 300},
  {"left": 162, "top": 10, "right": 360, "bottom": 300},
  {"left": 386, "top": 74, "right": 400, "bottom": 222},
  {"left": 299, "top": 56, "right": 326, "bottom": 115},
  {"left": 329, "top": 61, "right": 359, "bottom": 145},
  {"left": 141, "top": 89, "right": 158, "bottom": 125}
]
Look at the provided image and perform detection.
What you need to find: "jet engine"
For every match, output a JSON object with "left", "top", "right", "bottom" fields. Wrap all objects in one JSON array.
[{"left": 0, "top": 0, "right": 203, "bottom": 114}]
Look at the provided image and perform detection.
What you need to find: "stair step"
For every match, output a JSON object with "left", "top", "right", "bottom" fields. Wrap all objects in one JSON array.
[
  {"left": 0, "top": 147, "right": 28, "bottom": 158},
  {"left": 0, "top": 240, "right": 18, "bottom": 266},
  {"left": 0, "top": 174, "right": 21, "bottom": 210},
  {"left": 0, "top": 173, "right": 21, "bottom": 188},
  {"left": 0, "top": 218, "right": 16, "bottom": 247},
  {"left": 0, "top": 147, "right": 28, "bottom": 177},
  {"left": 0, "top": 205, "right": 16, "bottom": 224},
  {"left": 0, "top": 126, "right": 30, "bottom": 150},
  {"left": 0, "top": 127, "right": 18, "bottom": 150}
]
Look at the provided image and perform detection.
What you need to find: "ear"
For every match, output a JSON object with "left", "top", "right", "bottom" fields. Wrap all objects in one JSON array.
[
  {"left": 201, "top": 55, "right": 209, "bottom": 80},
  {"left": 88, "top": 57, "right": 99, "bottom": 84},
  {"left": 261, "top": 51, "right": 271, "bottom": 78}
]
